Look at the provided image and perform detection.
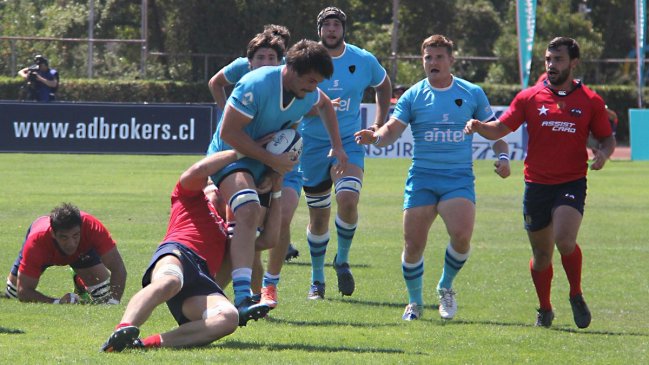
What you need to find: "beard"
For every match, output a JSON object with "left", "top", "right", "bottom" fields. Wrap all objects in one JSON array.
[
  {"left": 547, "top": 68, "right": 570, "bottom": 86},
  {"left": 322, "top": 36, "right": 344, "bottom": 50}
]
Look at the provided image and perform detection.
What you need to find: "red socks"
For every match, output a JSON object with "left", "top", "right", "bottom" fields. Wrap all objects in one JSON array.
[
  {"left": 142, "top": 334, "right": 162, "bottom": 348},
  {"left": 530, "top": 258, "right": 553, "bottom": 311},
  {"left": 115, "top": 322, "right": 132, "bottom": 330},
  {"left": 561, "top": 244, "right": 583, "bottom": 297}
]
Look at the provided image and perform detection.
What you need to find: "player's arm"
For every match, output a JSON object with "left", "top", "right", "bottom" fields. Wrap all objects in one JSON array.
[
  {"left": 369, "top": 76, "right": 393, "bottom": 131},
  {"left": 354, "top": 117, "right": 407, "bottom": 147},
  {"left": 16, "top": 272, "right": 76, "bottom": 304},
  {"left": 590, "top": 134, "right": 616, "bottom": 171},
  {"left": 39, "top": 74, "right": 58, "bottom": 89},
  {"left": 315, "top": 89, "right": 348, "bottom": 174},
  {"left": 99, "top": 246, "right": 127, "bottom": 302},
  {"left": 220, "top": 106, "right": 296, "bottom": 174},
  {"left": 208, "top": 69, "right": 231, "bottom": 110},
  {"left": 491, "top": 139, "right": 511, "bottom": 179},
  {"left": 464, "top": 119, "right": 512, "bottom": 140},
  {"left": 17, "top": 67, "right": 29, "bottom": 80},
  {"left": 255, "top": 171, "right": 283, "bottom": 250}
]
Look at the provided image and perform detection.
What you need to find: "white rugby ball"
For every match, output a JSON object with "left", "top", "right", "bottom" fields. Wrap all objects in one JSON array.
[{"left": 266, "top": 129, "right": 303, "bottom": 160}]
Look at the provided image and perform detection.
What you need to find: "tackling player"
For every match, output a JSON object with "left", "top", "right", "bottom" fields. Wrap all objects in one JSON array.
[
  {"left": 356, "top": 35, "right": 510, "bottom": 321},
  {"left": 4, "top": 203, "right": 126, "bottom": 305},
  {"left": 464, "top": 37, "right": 615, "bottom": 328},
  {"left": 206, "top": 39, "right": 347, "bottom": 321},
  {"left": 300, "top": 7, "right": 392, "bottom": 300}
]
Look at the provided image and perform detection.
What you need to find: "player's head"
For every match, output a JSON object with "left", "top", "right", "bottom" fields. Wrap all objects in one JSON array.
[
  {"left": 246, "top": 32, "right": 284, "bottom": 69},
  {"left": 263, "top": 24, "right": 291, "bottom": 49},
  {"left": 285, "top": 39, "right": 333, "bottom": 99},
  {"left": 49, "top": 203, "right": 83, "bottom": 255},
  {"left": 545, "top": 37, "right": 580, "bottom": 86},
  {"left": 317, "top": 6, "right": 346, "bottom": 49},
  {"left": 421, "top": 35, "right": 455, "bottom": 83},
  {"left": 34, "top": 54, "right": 49, "bottom": 70},
  {"left": 204, "top": 179, "right": 227, "bottom": 219}
]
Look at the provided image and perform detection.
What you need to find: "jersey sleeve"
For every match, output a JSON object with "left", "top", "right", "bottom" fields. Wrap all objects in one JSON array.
[
  {"left": 228, "top": 77, "right": 259, "bottom": 119},
  {"left": 589, "top": 94, "right": 613, "bottom": 139},
  {"left": 366, "top": 52, "right": 387, "bottom": 87},
  {"left": 83, "top": 215, "right": 117, "bottom": 256},
  {"left": 18, "top": 236, "right": 47, "bottom": 278},
  {"left": 472, "top": 87, "right": 495, "bottom": 122},
  {"left": 498, "top": 90, "right": 528, "bottom": 132},
  {"left": 391, "top": 88, "right": 413, "bottom": 126},
  {"left": 223, "top": 58, "right": 250, "bottom": 84}
]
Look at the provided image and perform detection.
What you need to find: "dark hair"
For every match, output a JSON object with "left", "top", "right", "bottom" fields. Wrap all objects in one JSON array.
[
  {"left": 421, "top": 35, "right": 454, "bottom": 55},
  {"left": 263, "top": 24, "right": 291, "bottom": 48},
  {"left": 49, "top": 203, "right": 82, "bottom": 232},
  {"left": 316, "top": 6, "right": 347, "bottom": 35},
  {"left": 285, "top": 39, "right": 333, "bottom": 79},
  {"left": 246, "top": 32, "right": 285, "bottom": 60},
  {"left": 547, "top": 37, "right": 580, "bottom": 59}
]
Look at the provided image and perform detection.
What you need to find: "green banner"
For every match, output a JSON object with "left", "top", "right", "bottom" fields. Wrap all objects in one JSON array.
[
  {"left": 636, "top": 0, "right": 646, "bottom": 107},
  {"left": 516, "top": 0, "right": 537, "bottom": 89}
]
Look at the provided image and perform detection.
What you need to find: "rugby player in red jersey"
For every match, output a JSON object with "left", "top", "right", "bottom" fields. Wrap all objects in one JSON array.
[
  {"left": 464, "top": 37, "right": 615, "bottom": 329},
  {"left": 5, "top": 203, "right": 126, "bottom": 305},
  {"left": 101, "top": 145, "right": 282, "bottom": 352}
]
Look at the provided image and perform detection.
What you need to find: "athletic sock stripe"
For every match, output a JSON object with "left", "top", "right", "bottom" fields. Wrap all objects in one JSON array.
[
  {"left": 404, "top": 271, "right": 424, "bottom": 280},
  {"left": 310, "top": 250, "right": 327, "bottom": 257},
  {"left": 308, "top": 240, "right": 329, "bottom": 249}
]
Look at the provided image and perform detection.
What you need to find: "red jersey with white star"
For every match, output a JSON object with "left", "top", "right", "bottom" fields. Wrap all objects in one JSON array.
[
  {"left": 499, "top": 81, "right": 612, "bottom": 184},
  {"left": 19, "top": 213, "right": 116, "bottom": 278},
  {"left": 162, "top": 181, "right": 227, "bottom": 277}
]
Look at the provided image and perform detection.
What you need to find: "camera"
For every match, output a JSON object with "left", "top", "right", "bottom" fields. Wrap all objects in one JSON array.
[{"left": 27, "top": 64, "right": 39, "bottom": 82}]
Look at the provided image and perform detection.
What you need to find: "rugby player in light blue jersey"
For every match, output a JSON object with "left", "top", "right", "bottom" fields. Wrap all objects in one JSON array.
[
  {"left": 206, "top": 39, "right": 347, "bottom": 325},
  {"left": 209, "top": 27, "right": 298, "bottom": 309},
  {"left": 300, "top": 7, "right": 392, "bottom": 300},
  {"left": 355, "top": 35, "right": 510, "bottom": 321}
]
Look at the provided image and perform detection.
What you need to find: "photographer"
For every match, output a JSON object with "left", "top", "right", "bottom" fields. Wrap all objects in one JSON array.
[{"left": 18, "top": 55, "right": 59, "bottom": 102}]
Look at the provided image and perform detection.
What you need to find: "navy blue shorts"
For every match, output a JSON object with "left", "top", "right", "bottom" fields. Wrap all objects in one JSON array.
[
  {"left": 523, "top": 178, "right": 587, "bottom": 232},
  {"left": 10, "top": 224, "right": 101, "bottom": 276},
  {"left": 142, "top": 242, "right": 226, "bottom": 325}
]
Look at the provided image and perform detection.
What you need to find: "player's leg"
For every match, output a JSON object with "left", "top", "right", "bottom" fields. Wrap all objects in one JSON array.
[
  {"left": 436, "top": 197, "right": 475, "bottom": 319},
  {"left": 262, "top": 179, "right": 301, "bottom": 308},
  {"left": 331, "top": 162, "right": 363, "bottom": 296},
  {"left": 5, "top": 226, "right": 32, "bottom": 299},
  {"left": 401, "top": 205, "right": 436, "bottom": 320},
  {"left": 72, "top": 256, "right": 112, "bottom": 304},
  {"left": 155, "top": 293, "right": 238, "bottom": 348},
  {"left": 552, "top": 178, "right": 590, "bottom": 328},
  {"left": 218, "top": 172, "right": 262, "bottom": 307}
]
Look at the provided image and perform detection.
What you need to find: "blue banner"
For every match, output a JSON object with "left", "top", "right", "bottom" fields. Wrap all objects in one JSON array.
[
  {"left": 636, "top": 0, "right": 646, "bottom": 107},
  {"left": 516, "top": 0, "right": 537, "bottom": 89},
  {"left": 0, "top": 101, "right": 216, "bottom": 154}
]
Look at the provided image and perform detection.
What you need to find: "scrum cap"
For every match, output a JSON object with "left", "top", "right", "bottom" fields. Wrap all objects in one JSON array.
[{"left": 317, "top": 7, "right": 346, "bottom": 35}]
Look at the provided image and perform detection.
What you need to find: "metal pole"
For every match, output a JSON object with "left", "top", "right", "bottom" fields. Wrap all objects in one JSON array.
[
  {"left": 88, "top": 0, "right": 94, "bottom": 78},
  {"left": 390, "top": 0, "right": 400, "bottom": 84},
  {"left": 141, "top": 0, "right": 148, "bottom": 78}
]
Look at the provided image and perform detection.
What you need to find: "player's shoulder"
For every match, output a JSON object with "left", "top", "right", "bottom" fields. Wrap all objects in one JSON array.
[
  {"left": 452, "top": 76, "right": 484, "bottom": 93},
  {"left": 576, "top": 81, "right": 605, "bottom": 103},
  {"left": 239, "top": 65, "right": 281, "bottom": 84},
  {"left": 344, "top": 43, "right": 379, "bottom": 61}
]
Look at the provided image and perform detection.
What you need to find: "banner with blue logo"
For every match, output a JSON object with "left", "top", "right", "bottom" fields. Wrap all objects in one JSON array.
[{"left": 516, "top": 0, "right": 537, "bottom": 89}]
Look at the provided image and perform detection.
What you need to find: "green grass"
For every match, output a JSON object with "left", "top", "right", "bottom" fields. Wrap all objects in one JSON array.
[{"left": 0, "top": 154, "right": 648, "bottom": 364}]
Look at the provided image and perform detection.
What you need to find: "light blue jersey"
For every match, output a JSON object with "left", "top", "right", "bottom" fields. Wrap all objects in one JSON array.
[
  {"left": 392, "top": 76, "right": 494, "bottom": 170},
  {"left": 300, "top": 43, "right": 386, "bottom": 142},
  {"left": 207, "top": 65, "right": 320, "bottom": 154},
  {"left": 222, "top": 57, "right": 250, "bottom": 84}
]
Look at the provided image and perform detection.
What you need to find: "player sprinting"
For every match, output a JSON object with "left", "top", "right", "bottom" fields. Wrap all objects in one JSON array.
[
  {"left": 5, "top": 203, "right": 126, "bottom": 305},
  {"left": 355, "top": 34, "right": 510, "bottom": 321},
  {"left": 206, "top": 39, "right": 347, "bottom": 321},
  {"left": 300, "top": 7, "right": 392, "bottom": 300},
  {"left": 465, "top": 37, "right": 615, "bottom": 328}
]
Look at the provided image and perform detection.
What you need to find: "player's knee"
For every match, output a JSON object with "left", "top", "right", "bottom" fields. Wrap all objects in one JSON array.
[
  {"left": 152, "top": 263, "right": 184, "bottom": 294},
  {"left": 305, "top": 192, "right": 332, "bottom": 210},
  {"left": 202, "top": 302, "right": 238, "bottom": 337},
  {"left": 229, "top": 189, "right": 260, "bottom": 216},
  {"left": 86, "top": 278, "right": 112, "bottom": 303},
  {"left": 5, "top": 279, "right": 17, "bottom": 299},
  {"left": 335, "top": 176, "right": 362, "bottom": 197}
]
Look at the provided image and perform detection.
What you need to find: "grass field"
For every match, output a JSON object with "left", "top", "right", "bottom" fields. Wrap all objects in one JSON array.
[{"left": 0, "top": 154, "right": 647, "bottom": 364}]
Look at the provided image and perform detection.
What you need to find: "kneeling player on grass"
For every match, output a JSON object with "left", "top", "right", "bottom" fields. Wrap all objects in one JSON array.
[
  {"left": 101, "top": 147, "right": 283, "bottom": 352},
  {"left": 5, "top": 203, "right": 126, "bottom": 305}
]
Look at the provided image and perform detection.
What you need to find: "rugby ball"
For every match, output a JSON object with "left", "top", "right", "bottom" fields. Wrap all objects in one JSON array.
[{"left": 266, "top": 129, "right": 303, "bottom": 160}]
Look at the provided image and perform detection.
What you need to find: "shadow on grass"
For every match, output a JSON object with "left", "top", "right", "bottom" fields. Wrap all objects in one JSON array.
[
  {"left": 217, "top": 340, "right": 412, "bottom": 355},
  {"left": 328, "top": 297, "right": 440, "bottom": 310},
  {"left": 284, "top": 261, "right": 371, "bottom": 268},
  {"left": 446, "top": 319, "right": 649, "bottom": 337},
  {"left": 264, "top": 316, "right": 399, "bottom": 328},
  {"left": 0, "top": 327, "right": 25, "bottom": 334}
]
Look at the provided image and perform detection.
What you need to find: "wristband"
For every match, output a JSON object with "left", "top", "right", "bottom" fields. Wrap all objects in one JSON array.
[
  {"left": 498, "top": 153, "right": 510, "bottom": 161},
  {"left": 373, "top": 135, "right": 381, "bottom": 146},
  {"left": 53, "top": 299, "right": 60, "bottom": 304},
  {"left": 271, "top": 191, "right": 282, "bottom": 199},
  {"left": 235, "top": 150, "right": 245, "bottom": 159}
]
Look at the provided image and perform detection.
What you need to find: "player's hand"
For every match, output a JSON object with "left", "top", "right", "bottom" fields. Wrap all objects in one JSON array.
[
  {"left": 366, "top": 123, "right": 383, "bottom": 132},
  {"left": 58, "top": 292, "right": 81, "bottom": 304},
  {"left": 354, "top": 129, "right": 377, "bottom": 145},
  {"left": 269, "top": 152, "right": 298, "bottom": 175},
  {"left": 328, "top": 146, "right": 348, "bottom": 175},
  {"left": 268, "top": 170, "right": 284, "bottom": 191},
  {"left": 464, "top": 119, "right": 482, "bottom": 134},
  {"left": 331, "top": 97, "right": 341, "bottom": 110},
  {"left": 494, "top": 159, "right": 511, "bottom": 179},
  {"left": 590, "top": 148, "right": 608, "bottom": 170},
  {"left": 256, "top": 133, "right": 275, "bottom": 147}
]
